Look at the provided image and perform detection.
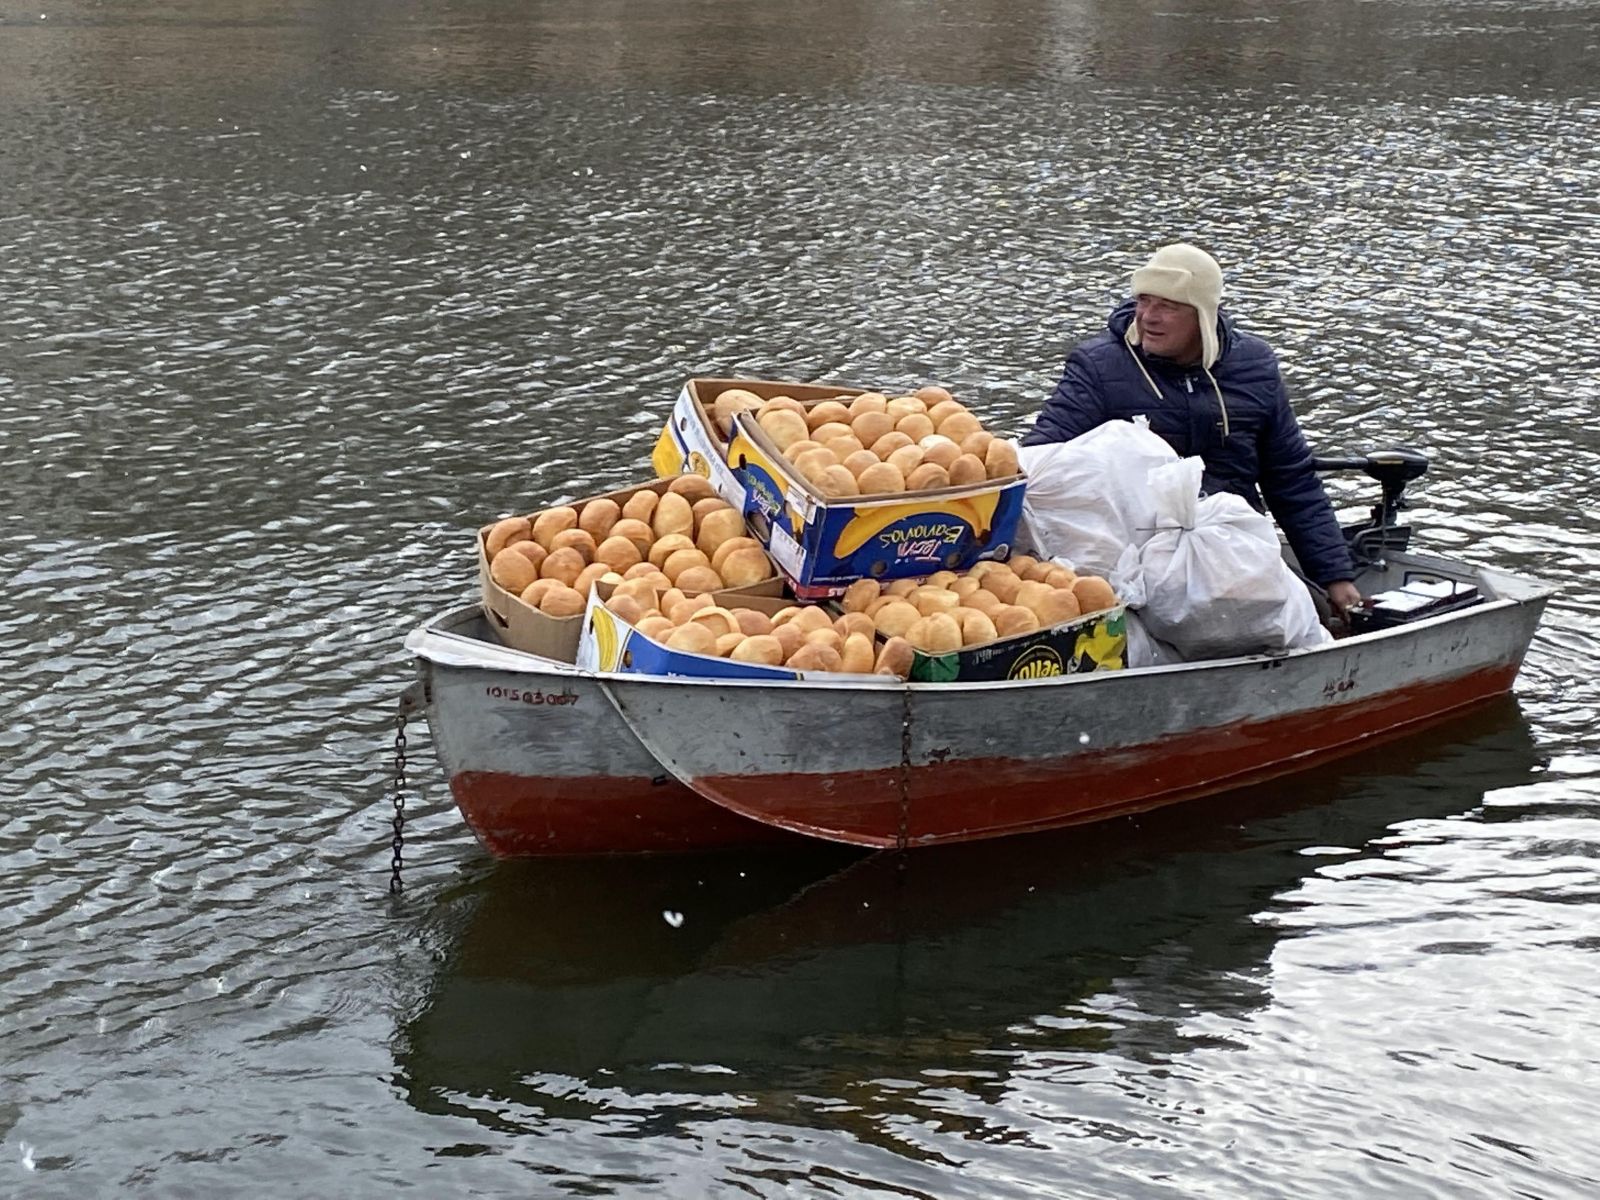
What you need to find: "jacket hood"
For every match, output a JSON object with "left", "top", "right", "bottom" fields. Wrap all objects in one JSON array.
[{"left": 1107, "top": 298, "right": 1235, "bottom": 367}]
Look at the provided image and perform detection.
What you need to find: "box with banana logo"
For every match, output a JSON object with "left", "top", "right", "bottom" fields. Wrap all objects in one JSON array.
[{"left": 654, "top": 376, "right": 1026, "bottom": 598}]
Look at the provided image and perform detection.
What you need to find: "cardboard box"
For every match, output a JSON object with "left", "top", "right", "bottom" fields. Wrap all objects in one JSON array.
[
  {"left": 652, "top": 377, "right": 866, "bottom": 512},
  {"left": 906, "top": 605, "right": 1128, "bottom": 682},
  {"left": 728, "top": 410, "right": 1027, "bottom": 599},
  {"left": 576, "top": 589, "right": 885, "bottom": 683},
  {"left": 654, "top": 376, "right": 1027, "bottom": 598},
  {"left": 478, "top": 477, "right": 781, "bottom": 662}
]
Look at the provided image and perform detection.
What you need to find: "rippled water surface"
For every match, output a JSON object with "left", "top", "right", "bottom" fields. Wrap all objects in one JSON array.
[{"left": 3, "top": 1, "right": 1598, "bottom": 1195}]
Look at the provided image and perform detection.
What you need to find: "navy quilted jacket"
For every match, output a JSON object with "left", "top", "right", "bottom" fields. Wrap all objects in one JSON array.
[{"left": 1023, "top": 300, "right": 1354, "bottom": 585}]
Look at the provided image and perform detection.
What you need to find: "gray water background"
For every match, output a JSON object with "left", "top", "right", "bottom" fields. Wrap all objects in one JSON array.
[{"left": 2, "top": 1, "right": 1598, "bottom": 1195}]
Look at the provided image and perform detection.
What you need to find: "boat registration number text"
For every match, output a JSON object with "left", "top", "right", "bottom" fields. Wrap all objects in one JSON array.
[{"left": 485, "top": 685, "right": 579, "bottom": 707}]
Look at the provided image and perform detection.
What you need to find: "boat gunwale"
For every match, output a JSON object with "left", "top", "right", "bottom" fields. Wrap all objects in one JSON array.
[{"left": 407, "top": 552, "right": 1555, "bottom": 693}]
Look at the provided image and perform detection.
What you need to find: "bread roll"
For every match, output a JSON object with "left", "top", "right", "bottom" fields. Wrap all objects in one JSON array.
[
  {"left": 910, "top": 587, "right": 960, "bottom": 616},
  {"left": 549, "top": 527, "right": 597, "bottom": 564},
  {"left": 577, "top": 498, "right": 621, "bottom": 541},
  {"left": 730, "top": 635, "right": 784, "bottom": 666},
  {"left": 957, "top": 607, "right": 999, "bottom": 646},
  {"left": 1014, "top": 580, "right": 1055, "bottom": 615},
  {"left": 841, "top": 578, "right": 882, "bottom": 613},
  {"left": 539, "top": 547, "right": 585, "bottom": 587},
  {"left": 885, "top": 396, "right": 927, "bottom": 422},
  {"left": 663, "top": 547, "right": 712, "bottom": 583},
  {"left": 814, "top": 465, "right": 860, "bottom": 498},
  {"left": 519, "top": 579, "right": 560, "bottom": 608},
  {"left": 1043, "top": 565, "right": 1078, "bottom": 590},
  {"left": 842, "top": 449, "right": 882, "bottom": 479},
  {"left": 692, "top": 496, "right": 733, "bottom": 528},
  {"left": 983, "top": 570, "right": 1022, "bottom": 604},
  {"left": 949, "top": 575, "right": 981, "bottom": 599},
  {"left": 918, "top": 437, "right": 961, "bottom": 470},
  {"left": 652, "top": 492, "right": 694, "bottom": 540},
  {"left": 485, "top": 516, "right": 531, "bottom": 558},
  {"left": 905, "top": 613, "right": 962, "bottom": 654},
  {"left": 925, "top": 399, "right": 967, "bottom": 427},
  {"left": 664, "top": 598, "right": 707, "bottom": 627},
  {"left": 621, "top": 490, "right": 658, "bottom": 524},
  {"left": 805, "top": 400, "right": 852, "bottom": 431},
  {"left": 1072, "top": 575, "right": 1118, "bottom": 613},
  {"left": 667, "top": 474, "right": 717, "bottom": 502},
  {"left": 840, "top": 632, "right": 875, "bottom": 674},
  {"left": 927, "top": 570, "right": 959, "bottom": 588},
  {"left": 696, "top": 507, "right": 746, "bottom": 557},
  {"left": 834, "top": 611, "right": 876, "bottom": 641},
  {"left": 636, "top": 615, "right": 674, "bottom": 640},
  {"left": 665, "top": 623, "right": 717, "bottom": 656},
  {"left": 936, "top": 411, "right": 982, "bottom": 443},
  {"left": 905, "top": 462, "right": 951, "bottom": 492},
  {"left": 872, "top": 599, "right": 921, "bottom": 639},
  {"left": 846, "top": 391, "right": 889, "bottom": 417},
  {"left": 809, "top": 421, "right": 853, "bottom": 445},
  {"left": 689, "top": 606, "right": 741, "bottom": 638},
  {"left": 870, "top": 431, "right": 915, "bottom": 459},
  {"left": 712, "top": 388, "right": 763, "bottom": 435},
  {"left": 757, "top": 395, "right": 807, "bottom": 419},
  {"left": 733, "top": 608, "right": 774, "bottom": 637},
  {"left": 648, "top": 533, "right": 697, "bottom": 569},
  {"left": 874, "top": 636, "right": 914, "bottom": 678},
  {"left": 793, "top": 447, "right": 840, "bottom": 482},
  {"left": 885, "top": 578, "right": 920, "bottom": 597},
  {"left": 503, "top": 540, "right": 548, "bottom": 571},
  {"left": 915, "top": 385, "right": 955, "bottom": 407},
  {"left": 1034, "top": 588, "right": 1082, "bottom": 626},
  {"left": 803, "top": 628, "right": 844, "bottom": 655},
  {"left": 886, "top": 444, "right": 925, "bottom": 479},
  {"left": 539, "top": 585, "right": 586, "bottom": 617},
  {"left": 850, "top": 411, "right": 895, "bottom": 448},
  {"left": 489, "top": 549, "right": 540, "bottom": 594},
  {"left": 791, "top": 606, "right": 835, "bottom": 634},
  {"left": 959, "top": 429, "right": 994, "bottom": 461},
  {"left": 785, "top": 643, "right": 842, "bottom": 673},
  {"left": 758, "top": 409, "right": 809, "bottom": 452},
  {"left": 994, "top": 605, "right": 1040, "bottom": 637},
  {"left": 948, "top": 454, "right": 987, "bottom": 487},
  {"left": 896, "top": 413, "right": 936, "bottom": 443},
  {"left": 612, "top": 577, "right": 661, "bottom": 607},
  {"left": 675, "top": 565, "right": 725, "bottom": 594},
  {"left": 719, "top": 546, "right": 773, "bottom": 587},
  {"left": 823, "top": 435, "right": 865, "bottom": 461},
  {"left": 1022, "top": 560, "right": 1056, "bottom": 583},
  {"left": 712, "top": 536, "right": 763, "bottom": 574},
  {"left": 964, "top": 588, "right": 1003, "bottom": 615},
  {"left": 985, "top": 438, "right": 1020, "bottom": 479},
  {"left": 571, "top": 562, "right": 612, "bottom": 597},
  {"left": 605, "top": 593, "right": 646, "bottom": 625},
  {"left": 609, "top": 518, "right": 655, "bottom": 556},
  {"left": 1008, "top": 554, "right": 1039, "bottom": 576},
  {"left": 783, "top": 439, "right": 824, "bottom": 462},
  {"left": 595, "top": 534, "right": 643, "bottom": 573},
  {"left": 772, "top": 621, "right": 806, "bottom": 660},
  {"left": 531, "top": 507, "right": 578, "bottom": 549}
]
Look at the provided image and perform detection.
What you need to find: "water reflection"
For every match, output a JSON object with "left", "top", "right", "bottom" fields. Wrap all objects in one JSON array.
[{"left": 395, "top": 698, "right": 1542, "bottom": 1139}]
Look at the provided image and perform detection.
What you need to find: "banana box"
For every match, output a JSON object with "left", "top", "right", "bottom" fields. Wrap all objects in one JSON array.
[
  {"left": 479, "top": 476, "right": 781, "bottom": 662},
  {"left": 906, "top": 606, "right": 1128, "bottom": 683},
  {"left": 727, "top": 412, "right": 1026, "bottom": 599},
  {"left": 652, "top": 377, "right": 867, "bottom": 512},
  {"left": 576, "top": 590, "right": 886, "bottom": 684}
]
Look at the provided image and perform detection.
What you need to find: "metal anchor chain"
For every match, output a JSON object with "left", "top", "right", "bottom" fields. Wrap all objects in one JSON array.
[{"left": 390, "top": 705, "right": 408, "bottom": 893}]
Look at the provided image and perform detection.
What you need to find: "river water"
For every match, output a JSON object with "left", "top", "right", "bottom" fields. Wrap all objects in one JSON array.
[{"left": 3, "top": 1, "right": 1598, "bottom": 1195}]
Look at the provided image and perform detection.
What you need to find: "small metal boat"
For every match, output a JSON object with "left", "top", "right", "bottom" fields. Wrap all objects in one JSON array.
[{"left": 403, "top": 451, "right": 1553, "bottom": 855}]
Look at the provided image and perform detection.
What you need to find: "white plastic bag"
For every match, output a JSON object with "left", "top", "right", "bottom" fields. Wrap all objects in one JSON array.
[
  {"left": 1016, "top": 417, "right": 1179, "bottom": 578},
  {"left": 1123, "top": 608, "right": 1185, "bottom": 669},
  {"left": 1138, "top": 458, "right": 1331, "bottom": 658}
]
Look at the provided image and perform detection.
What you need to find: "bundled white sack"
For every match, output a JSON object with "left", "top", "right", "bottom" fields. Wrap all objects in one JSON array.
[
  {"left": 1123, "top": 608, "right": 1185, "bottom": 669},
  {"left": 1016, "top": 416, "right": 1179, "bottom": 579},
  {"left": 1139, "top": 458, "right": 1332, "bottom": 659}
]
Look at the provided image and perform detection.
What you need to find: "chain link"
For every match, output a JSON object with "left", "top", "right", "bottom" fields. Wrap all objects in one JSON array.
[{"left": 390, "top": 706, "right": 408, "bottom": 894}]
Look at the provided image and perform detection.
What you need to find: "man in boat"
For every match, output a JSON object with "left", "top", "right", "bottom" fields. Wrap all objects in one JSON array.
[{"left": 1022, "top": 242, "right": 1361, "bottom": 617}]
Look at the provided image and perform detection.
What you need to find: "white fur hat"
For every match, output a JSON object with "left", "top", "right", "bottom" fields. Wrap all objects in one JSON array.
[{"left": 1129, "top": 243, "right": 1225, "bottom": 369}]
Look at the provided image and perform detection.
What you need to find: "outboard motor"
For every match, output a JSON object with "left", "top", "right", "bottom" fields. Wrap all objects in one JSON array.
[{"left": 1312, "top": 447, "right": 1430, "bottom": 570}]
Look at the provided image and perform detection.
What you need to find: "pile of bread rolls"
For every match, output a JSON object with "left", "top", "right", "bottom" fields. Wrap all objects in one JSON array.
[
  {"left": 711, "top": 385, "right": 1021, "bottom": 499},
  {"left": 838, "top": 556, "right": 1119, "bottom": 656},
  {"left": 483, "top": 476, "right": 775, "bottom": 618},
  {"left": 604, "top": 588, "right": 914, "bottom": 678}
]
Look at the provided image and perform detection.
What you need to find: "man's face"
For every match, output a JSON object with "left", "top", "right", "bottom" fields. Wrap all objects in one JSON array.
[{"left": 1135, "top": 294, "right": 1203, "bottom": 364}]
